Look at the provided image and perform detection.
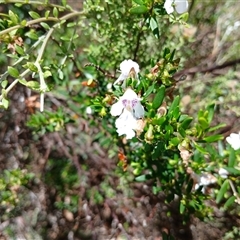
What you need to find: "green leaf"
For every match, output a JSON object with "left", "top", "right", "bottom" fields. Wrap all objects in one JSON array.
[
  {"left": 216, "top": 179, "right": 229, "bottom": 204},
  {"left": 40, "top": 22, "right": 50, "bottom": 30},
  {"left": 132, "top": 0, "right": 144, "bottom": 4},
  {"left": 53, "top": 7, "right": 59, "bottom": 18},
  {"left": 45, "top": 10, "right": 50, "bottom": 19},
  {"left": 206, "top": 104, "right": 215, "bottom": 123},
  {"left": 8, "top": 10, "right": 19, "bottom": 24},
  {"left": 208, "top": 123, "right": 226, "bottom": 132},
  {"left": 203, "top": 134, "right": 223, "bottom": 143},
  {"left": 61, "top": 0, "right": 67, "bottom": 7},
  {"left": 19, "top": 78, "right": 28, "bottom": 86},
  {"left": 198, "top": 117, "right": 209, "bottom": 130},
  {"left": 180, "top": 200, "right": 185, "bottom": 214},
  {"left": 67, "top": 22, "right": 76, "bottom": 28},
  {"left": 223, "top": 167, "right": 240, "bottom": 175},
  {"left": 170, "top": 137, "right": 180, "bottom": 146},
  {"left": 26, "top": 81, "right": 41, "bottom": 91},
  {"left": 29, "top": 11, "right": 40, "bottom": 19},
  {"left": 25, "top": 31, "right": 39, "bottom": 40},
  {"left": 179, "top": 12, "right": 189, "bottom": 22},
  {"left": 168, "top": 95, "right": 180, "bottom": 113},
  {"left": 224, "top": 196, "right": 236, "bottom": 209},
  {"left": 228, "top": 148, "right": 236, "bottom": 167},
  {"left": 44, "top": 70, "right": 52, "bottom": 78},
  {"left": 129, "top": 5, "right": 148, "bottom": 14},
  {"left": 194, "top": 143, "right": 208, "bottom": 154},
  {"left": 2, "top": 98, "right": 9, "bottom": 109},
  {"left": 152, "top": 85, "right": 165, "bottom": 109},
  {"left": 23, "top": 62, "right": 38, "bottom": 72},
  {"left": 149, "top": 17, "right": 159, "bottom": 38},
  {"left": 135, "top": 175, "right": 147, "bottom": 182},
  {"left": 15, "top": 45, "right": 24, "bottom": 55},
  {"left": 1, "top": 80, "right": 8, "bottom": 89},
  {"left": 8, "top": 66, "right": 19, "bottom": 78},
  {"left": 143, "top": 84, "right": 155, "bottom": 98},
  {"left": 179, "top": 117, "right": 193, "bottom": 130}
]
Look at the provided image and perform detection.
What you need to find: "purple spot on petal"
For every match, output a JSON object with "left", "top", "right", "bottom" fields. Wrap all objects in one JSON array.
[
  {"left": 132, "top": 99, "right": 138, "bottom": 108},
  {"left": 122, "top": 99, "right": 127, "bottom": 107}
]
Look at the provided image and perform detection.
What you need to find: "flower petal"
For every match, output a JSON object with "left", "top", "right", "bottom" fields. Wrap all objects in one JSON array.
[
  {"left": 175, "top": 0, "right": 188, "bottom": 14},
  {"left": 164, "top": 0, "right": 174, "bottom": 14},
  {"left": 133, "top": 101, "right": 145, "bottom": 118},
  {"left": 110, "top": 100, "right": 123, "bottom": 116}
]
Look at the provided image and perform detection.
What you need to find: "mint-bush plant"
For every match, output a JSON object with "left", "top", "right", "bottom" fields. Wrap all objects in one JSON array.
[{"left": 0, "top": 0, "right": 240, "bottom": 235}]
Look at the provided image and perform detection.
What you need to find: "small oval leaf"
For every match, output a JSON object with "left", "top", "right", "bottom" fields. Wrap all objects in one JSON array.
[
  {"left": 152, "top": 85, "right": 166, "bottom": 109},
  {"left": 130, "top": 5, "right": 148, "bottom": 14}
]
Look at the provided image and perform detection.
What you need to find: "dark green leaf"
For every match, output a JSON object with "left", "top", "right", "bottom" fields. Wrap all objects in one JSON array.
[
  {"left": 152, "top": 85, "right": 165, "bottom": 109},
  {"left": 129, "top": 5, "right": 148, "bottom": 14},
  {"left": 8, "top": 66, "right": 19, "bottom": 78},
  {"left": 143, "top": 84, "right": 155, "bottom": 98},
  {"left": 180, "top": 117, "right": 193, "bottom": 130},
  {"left": 206, "top": 104, "right": 215, "bottom": 124},
  {"left": 203, "top": 134, "right": 223, "bottom": 143},
  {"left": 224, "top": 196, "right": 236, "bottom": 209},
  {"left": 168, "top": 95, "right": 180, "bottom": 113},
  {"left": 228, "top": 148, "right": 236, "bottom": 167},
  {"left": 216, "top": 179, "right": 229, "bottom": 204}
]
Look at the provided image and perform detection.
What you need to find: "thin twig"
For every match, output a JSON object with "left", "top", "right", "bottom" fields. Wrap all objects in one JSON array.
[{"left": 174, "top": 58, "right": 240, "bottom": 78}]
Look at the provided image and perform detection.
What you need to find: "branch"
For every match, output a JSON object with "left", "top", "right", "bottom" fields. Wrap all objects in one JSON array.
[
  {"left": 0, "top": 11, "right": 83, "bottom": 103},
  {"left": 174, "top": 58, "right": 240, "bottom": 78}
]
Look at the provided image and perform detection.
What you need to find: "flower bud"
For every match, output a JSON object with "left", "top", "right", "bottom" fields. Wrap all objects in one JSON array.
[
  {"left": 99, "top": 107, "right": 107, "bottom": 117},
  {"left": 145, "top": 124, "right": 154, "bottom": 143}
]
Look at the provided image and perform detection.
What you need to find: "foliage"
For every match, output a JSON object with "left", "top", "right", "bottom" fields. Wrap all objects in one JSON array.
[{"left": 0, "top": 0, "right": 240, "bottom": 239}]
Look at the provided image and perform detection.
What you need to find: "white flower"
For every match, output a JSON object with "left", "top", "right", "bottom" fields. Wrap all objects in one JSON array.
[
  {"left": 194, "top": 173, "right": 217, "bottom": 194},
  {"left": 86, "top": 106, "right": 93, "bottom": 114},
  {"left": 218, "top": 168, "right": 229, "bottom": 179},
  {"left": 226, "top": 132, "right": 240, "bottom": 150},
  {"left": 110, "top": 88, "right": 144, "bottom": 139},
  {"left": 115, "top": 109, "right": 138, "bottom": 139},
  {"left": 114, "top": 59, "right": 140, "bottom": 85},
  {"left": 164, "top": 0, "right": 188, "bottom": 14},
  {"left": 110, "top": 88, "right": 144, "bottom": 119}
]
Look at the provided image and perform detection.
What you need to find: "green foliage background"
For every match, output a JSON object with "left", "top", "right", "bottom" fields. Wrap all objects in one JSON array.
[{"left": 0, "top": 0, "right": 240, "bottom": 239}]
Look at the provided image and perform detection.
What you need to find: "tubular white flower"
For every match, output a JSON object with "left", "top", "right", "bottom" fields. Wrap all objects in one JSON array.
[
  {"left": 164, "top": 0, "right": 188, "bottom": 14},
  {"left": 110, "top": 88, "right": 144, "bottom": 139},
  {"left": 110, "top": 88, "right": 144, "bottom": 119},
  {"left": 114, "top": 59, "right": 140, "bottom": 85},
  {"left": 115, "top": 109, "right": 137, "bottom": 139},
  {"left": 226, "top": 132, "right": 240, "bottom": 150}
]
